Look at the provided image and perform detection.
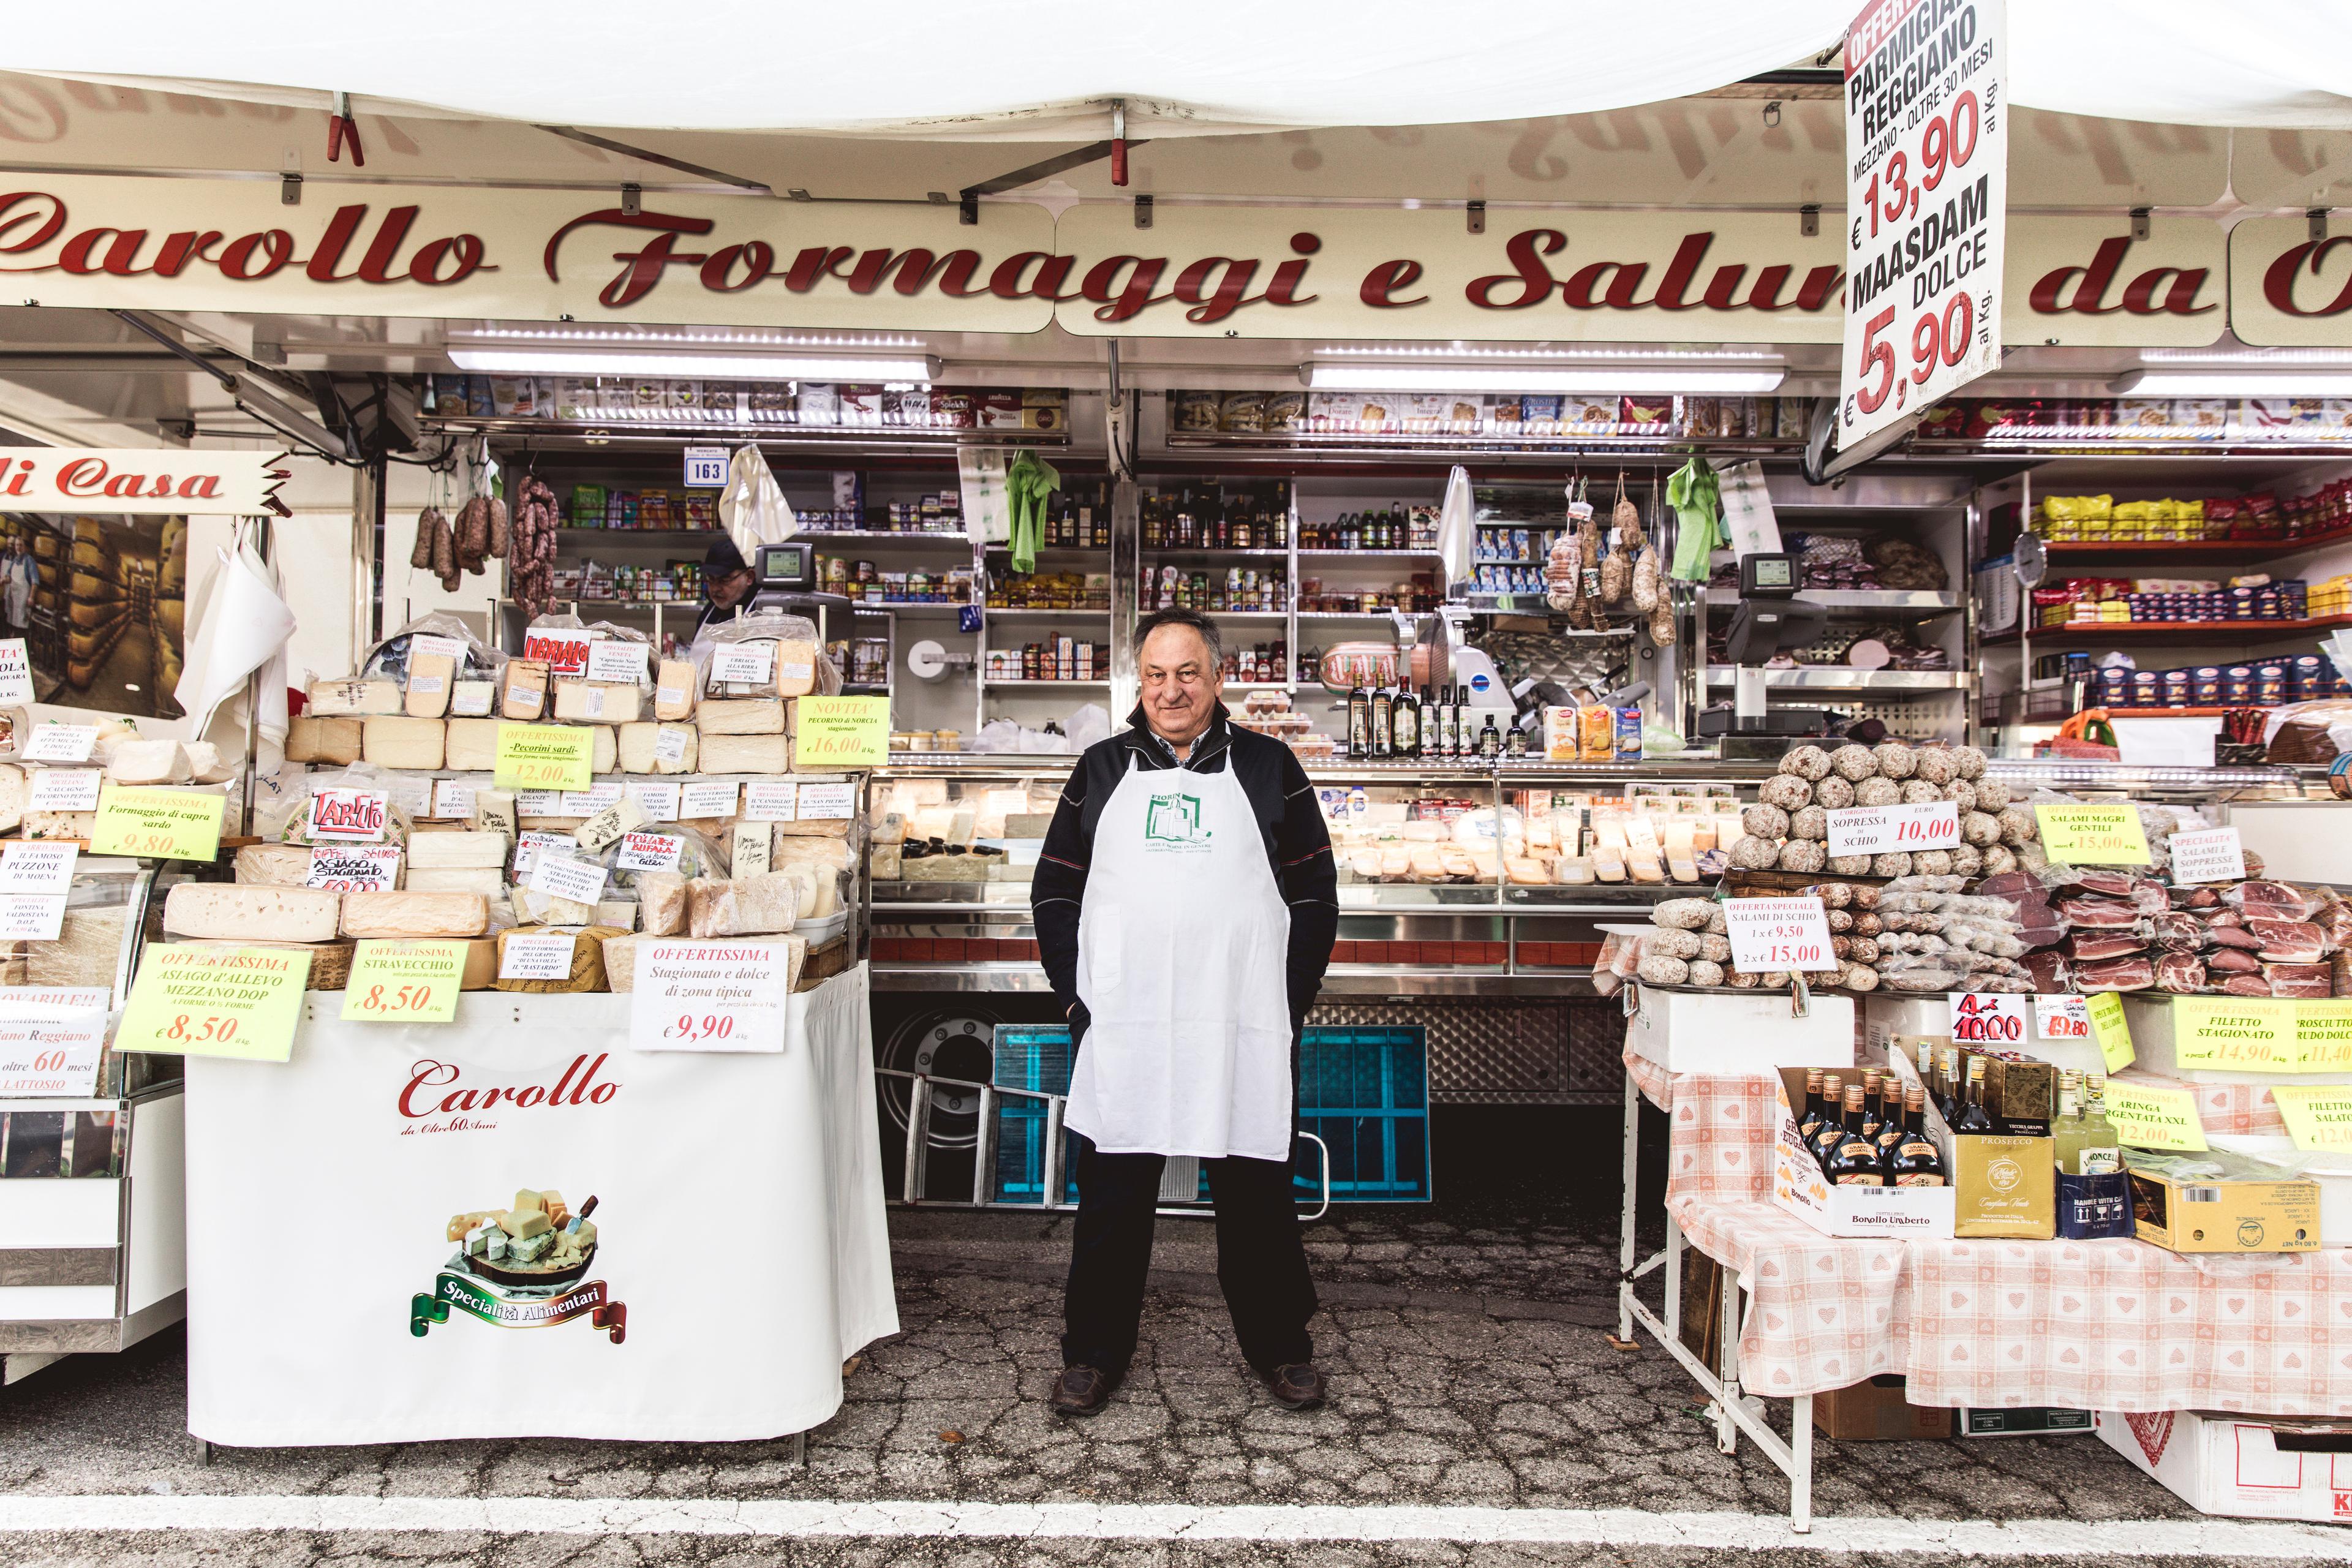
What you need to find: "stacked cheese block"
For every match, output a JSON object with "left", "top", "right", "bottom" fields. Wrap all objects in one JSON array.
[
  {"left": 66, "top": 520, "right": 129, "bottom": 692},
  {"left": 0, "top": 716, "right": 241, "bottom": 842},
  {"left": 153, "top": 515, "right": 187, "bottom": 698}
]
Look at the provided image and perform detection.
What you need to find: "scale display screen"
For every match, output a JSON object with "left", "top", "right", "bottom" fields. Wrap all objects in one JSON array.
[{"left": 1740, "top": 552, "right": 1798, "bottom": 595}]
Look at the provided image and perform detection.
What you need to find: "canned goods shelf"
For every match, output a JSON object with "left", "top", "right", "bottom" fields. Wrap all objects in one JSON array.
[{"left": 1988, "top": 615, "right": 2352, "bottom": 643}]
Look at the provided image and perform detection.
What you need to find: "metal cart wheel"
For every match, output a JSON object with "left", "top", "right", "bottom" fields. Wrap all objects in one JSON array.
[{"left": 878, "top": 1008, "right": 1000, "bottom": 1152}]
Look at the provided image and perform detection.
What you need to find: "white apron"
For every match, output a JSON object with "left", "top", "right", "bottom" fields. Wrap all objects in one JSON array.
[{"left": 1065, "top": 752, "right": 1295, "bottom": 1160}]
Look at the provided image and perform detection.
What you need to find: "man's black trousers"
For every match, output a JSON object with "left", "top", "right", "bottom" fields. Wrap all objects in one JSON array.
[{"left": 1060, "top": 1135, "right": 1317, "bottom": 1379}]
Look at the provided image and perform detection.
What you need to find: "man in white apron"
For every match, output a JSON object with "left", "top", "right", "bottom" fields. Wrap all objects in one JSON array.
[{"left": 1032, "top": 607, "right": 1339, "bottom": 1417}]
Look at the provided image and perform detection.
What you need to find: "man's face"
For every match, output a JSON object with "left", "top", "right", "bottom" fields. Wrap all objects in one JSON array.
[
  {"left": 1139, "top": 624, "right": 1223, "bottom": 747},
  {"left": 708, "top": 567, "right": 755, "bottom": 609}
]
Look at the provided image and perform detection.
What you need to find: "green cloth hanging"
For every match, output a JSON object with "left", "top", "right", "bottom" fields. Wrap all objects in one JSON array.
[
  {"left": 1665, "top": 455, "right": 1725, "bottom": 583},
  {"left": 1005, "top": 450, "right": 1060, "bottom": 575}
]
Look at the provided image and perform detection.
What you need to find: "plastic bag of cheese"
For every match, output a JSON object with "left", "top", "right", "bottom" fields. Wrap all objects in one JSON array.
[
  {"left": 360, "top": 610, "right": 504, "bottom": 683},
  {"left": 690, "top": 608, "right": 835, "bottom": 700}
]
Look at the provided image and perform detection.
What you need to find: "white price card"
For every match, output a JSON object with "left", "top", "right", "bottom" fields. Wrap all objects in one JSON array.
[
  {"left": 28, "top": 768, "right": 101, "bottom": 812},
  {"left": 407, "top": 673, "right": 445, "bottom": 696},
  {"left": 512, "top": 829, "right": 572, "bottom": 876},
  {"left": 306, "top": 844, "right": 403, "bottom": 892},
  {"left": 679, "top": 780, "right": 740, "bottom": 819},
  {"left": 1825, "top": 799, "right": 1959, "bottom": 857},
  {"left": 0, "top": 895, "right": 66, "bottom": 941},
  {"left": 615, "top": 831, "right": 684, "bottom": 872},
  {"left": 2035, "top": 993, "right": 2093, "bottom": 1039},
  {"left": 0, "top": 638, "right": 33, "bottom": 704},
  {"left": 432, "top": 778, "right": 477, "bottom": 818},
  {"left": 309, "top": 786, "right": 389, "bottom": 842},
  {"left": 742, "top": 781, "right": 799, "bottom": 821},
  {"left": 527, "top": 851, "right": 607, "bottom": 905},
  {"left": 0, "top": 842, "right": 76, "bottom": 895},
  {"left": 796, "top": 782, "right": 857, "bottom": 820},
  {"left": 624, "top": 780, "right": 681, "bottom": 820},
  {"left": 516, "top": 789, "right": 565, "bottom": 816},
  {"left": 2168, "top": 826, "right": 2247, "bottom": 886},
  {"left": 628, "top": 940, "right": 790, "bottom": 1053},
  {"left": 23, "top": 725, "right": 97, "bottom": 763},
  {"left": 0, "top": 987, "right": 111, "bottom": 1096},
  {"left": 683, "top": 445, "right": 730, "bottom": 488},
  {"left": 559, "top": 783, "right": 625, "bottom": 816},
  {"left": 497, "top": 932, "right": 576, "bottom": 981},
  {"left": 711, "top": 642, "right": 775, "bottom": 685},
  {"left": 585, "top": 640, "right": 649, "bottom": 684},
  {"left": 652, "top": 728, "right": 690, "bottom": 764},
  {"left": 1722, "top": 897, "right": 1839, "bottom": 973},
  {"left": 1949, "top": 991, "right": 2029, "bottom": 1044},
  {"left": 409, "top": 633, "right": 468, "bottom": 663}
]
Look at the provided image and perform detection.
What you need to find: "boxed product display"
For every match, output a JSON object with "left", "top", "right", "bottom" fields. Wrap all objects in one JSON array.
[{"left": 2096, "top": 1409, "right": 2352, "bottom": 1521}]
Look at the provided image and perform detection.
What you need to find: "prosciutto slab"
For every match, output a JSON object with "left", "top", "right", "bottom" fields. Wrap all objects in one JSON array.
[
  {"left": 2059, "top": 897, "right": 2144, "bottom": 929},
  {"left": 2073, "top": 954, "right": 2157, "bottom": 991},
  {"left": 2250, "top": 921, "right": 2328, "bottom": 963},
  {"left": 2265, "top": 962, "right": 2334, "bottom": 998},
  {"left": 2155, "top": 953, "right": 2207, "bottom": 993}
]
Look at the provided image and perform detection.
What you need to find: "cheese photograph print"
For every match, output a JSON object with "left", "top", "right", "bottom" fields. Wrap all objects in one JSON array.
[{"left": 1, "top": 510, "right": 189, "bottom": 717}]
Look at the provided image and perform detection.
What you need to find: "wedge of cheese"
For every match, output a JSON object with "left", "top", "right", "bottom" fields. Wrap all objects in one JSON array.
[
  {"left": 235, "top": 843, "right": 318, "bottom": 887},
  {"left": 637, "top": 870, "right": 688, "bottom": 935},
  {"left": 0, "top": 762, "right": 24, "bottom": 835},
  {"left": 684, "top": 870, "right": 807, "bottom": 937},
  {"left": 286, "top": 715, "right": 364, "bottom": 766},
  {"left": 401, "top": 865, "right": 503, "bottom": 897},
  {"left": 553, "top": 680, "right": 643, "bottom": 725},
  {"left": 449, "top": 679, "right": 496, "bottom": 718},
  {"left": 617, "top": 722, "right": 698, "bottom": 775},
  {"left": 443, "top": 718, "right": 500, "bottom": 773},
  {"left": 308, "top": 677, "right": 404, "bottom": 716},
  {"left": 107, "top": 739, "right": 191, "bottom": 785},
  {"left": 500, "top": 660, "right": 551, "bottom": 722},
  {"left": 163, "top": 883, "right": 341, "bottom": 943},
  {"left": 339, "top": 890, "right": 490, "bottom": 939},
  {"left": 594, "top": 899, "right": 638, "bottom": 932},
  {"left": 406, "top": 831, "right": 509, "bottom": 870},
  {"left": 456, "top": 936, "right": 498, "bottom": 989},
  {"left": 405, "top": 652, "right": 455, "bottom": 718},
  {"left": 654, "top": 658, "right": 698, "bottom": 722},
  {"left": 362, "top": 716, "right": 446, "bottom": 772},
  {"left": 699, "top": 733, "right": 791, "bottom": 774},
  {"left": 589, "top": 725, "right": 617, "bottom": 775},
  {"left": 696, "top": 698, "right": 785, "bottom": 736},
  {"left": 183, "top": 742, "right": 236, "bottom": 785},
  {"left": 22, "top": 809, "right": 96, "bottom": 840},
  {"left": 511, "top": 887, "right": 597, "bottom": 927},
  {"left": 773, "top": 639, "right": 820, "bottom": 698},
  {"left": 493, "top": 924, "right": 622, "bottom": 993}
]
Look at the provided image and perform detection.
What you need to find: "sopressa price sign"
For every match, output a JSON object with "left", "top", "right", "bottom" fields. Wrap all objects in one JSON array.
[{"left": 1841, "top": 0, "right": 2007, "bottom": 445}]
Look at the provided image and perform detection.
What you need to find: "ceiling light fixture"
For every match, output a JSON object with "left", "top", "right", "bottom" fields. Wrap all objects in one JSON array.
[
  {"left": 2113, "top": 371, "right": 2352, "bottom": 397},
  {"left": 1313, "top": 344, "right": 1784, "bottom": 363},
  {"left": 448, "top": 327, "right": 926, "bottom": 350},
  {"left": 1303, "top": 365, "right": 1786, "bottom": 394},
  {"left": 447, "top": 349, "right": 940, "bottom": 382}
]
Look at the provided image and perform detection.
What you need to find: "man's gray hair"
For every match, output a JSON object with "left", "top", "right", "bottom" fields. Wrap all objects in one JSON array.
[{"left": 1135, "top": 605, "right": 1223, "bottom": 666}]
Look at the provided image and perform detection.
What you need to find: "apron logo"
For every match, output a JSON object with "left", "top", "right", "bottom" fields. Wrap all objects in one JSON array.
[{"left": 1144, "top": 792, "right": 1212, "bottom": 852}]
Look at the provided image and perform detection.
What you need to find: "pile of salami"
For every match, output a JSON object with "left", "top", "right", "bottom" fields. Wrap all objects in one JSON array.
[{"left": 1724, "top": 739, "right": 2039, "bottom": 878}]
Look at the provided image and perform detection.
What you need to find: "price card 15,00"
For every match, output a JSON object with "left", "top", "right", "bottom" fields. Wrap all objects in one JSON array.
[{"left": 1722, "top": 897, "right": 1839, "bottom": 973}]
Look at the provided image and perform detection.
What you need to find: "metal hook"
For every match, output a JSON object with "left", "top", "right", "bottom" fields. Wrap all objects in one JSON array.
[{"left": 1789, "top": 973, "right": 1811, "bottom": 1019}]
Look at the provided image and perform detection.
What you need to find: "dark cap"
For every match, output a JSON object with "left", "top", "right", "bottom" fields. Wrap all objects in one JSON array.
[{"left": 703, "top": 537, "right": 748, "bottom": 577}]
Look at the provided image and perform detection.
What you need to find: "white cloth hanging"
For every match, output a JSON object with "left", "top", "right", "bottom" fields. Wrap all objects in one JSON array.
[
  {"left": 719, "top": 445, "right": 796, "bottom": 563},
  {"left": 1436, "top": 466, "right": 1476, "bottom": 597},
  {"left": 173, "top": 517, "right": 294, "bottom": 767}
]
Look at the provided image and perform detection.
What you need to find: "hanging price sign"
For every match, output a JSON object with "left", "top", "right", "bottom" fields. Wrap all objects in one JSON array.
[
  {"left": 2101, "top": 1080, "right": 2209, "bottom": 1152},
  {"left": 2087, "top": 991, "right": 2135, "bottom": 1072},
  {"left": 2034, "top": 993, "right": 2092, "bottom": 1039},
  {"left": 0, "top": 986, "right": 110, "bottom": 1096},
  {"left": 494, "top": 724, "right": 593, "bottom": 791},
  {"left": 1948, "top": 991, "right": 2027, "bottom": 1043},
  {"left": 1827, "top": 800, "right": 1958, "bottom": 857},
  {"left": 2271, "top": 1087, "right": 2352, "bottom": 1153},
  {"left": 2167, "top": 826, "right": 2246, "bottom": 886},
  {"left": 29, "top": 768, "right": 101, "bottom": 812},
  {"left": 2172, "top": 998, "right": 2299, "bottom": 1073},
  {"left": 1722, "top": 897, "right": 1839, "bottom": 973},
  {"left": 88, "top": 786, "right": 224, "bottom": 861},
  {"left": 305, "top": 845, "right": 403, "bottom": 892},
  {"left": 23, "top": 725, "right": 97, "bottom": 763}
]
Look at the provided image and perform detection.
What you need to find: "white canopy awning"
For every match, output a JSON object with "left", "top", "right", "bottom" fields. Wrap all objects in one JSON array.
[{"left": 18, "top": 0, "right": 2352, "bottom": 137}]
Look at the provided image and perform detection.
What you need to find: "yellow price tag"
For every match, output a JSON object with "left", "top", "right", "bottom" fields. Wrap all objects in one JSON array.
[
  {"left": 116, "top": 943, "right": 311, "bottom": 1061},
  {"left": 87, "top": 786, "right": 224, "bottom": 861},
  {"left": 2172, "top": 997, "right": 2299, "bottom": 1073},
  {"left": 339, "top": 940, "right": 466, "bottom": 1024},
  {"left": 2292, "top": 1001, "right": 2352, "bottom": 1072},
  {"left": 2101, "top": 1080, "right": 2209, "bottom": 1152},
  {"left": 2271, "top": 1087, "right": 2352, "bottom": 1153},
  {"left": 2087, "top": 990, "right": 2135, "bottom": 1072},
  {"left": 792, "top": 696, "right": 889, "bottom": 767},
  {"left": 2034, "top": 804, "right": 2150, "bottom": 865},
  {"left": 494, "top": 723, "right": 594, "bottom": 791}
]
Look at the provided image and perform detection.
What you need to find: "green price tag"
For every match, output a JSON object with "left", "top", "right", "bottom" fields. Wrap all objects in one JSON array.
[
  {"left": 2271, "top": 1087, "right": 2352, "bottom": 1153},
  {"left": 2034, "top": 804, "right": 2150, "bottom": 865},
  {"left": 495, "top": 723, "right": 594, "bottom": 791},
  {"left": 88, "top": 786, "right": 224, "bottom": 861},
  {"left": 2101, "top": 1080, "right": 2209, "bottom": 1152},
  {"left": 2087, "top": 991, "right": 2135, "bottom": 1072},
  {"left": 2172, "top": 997, "right": 2299, "bottom": 1073},
  {"left": 116, "top": 943, "right": 311, "bottom": 1061},
  {"left": 339, "top": 940, "right": 466, "bottom": 1024},
  {"left": 793, "top": 696, "right": 889, "bottom": 768}
]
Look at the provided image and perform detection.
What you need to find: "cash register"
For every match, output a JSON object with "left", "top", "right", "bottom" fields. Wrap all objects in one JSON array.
[{"left": 1695, "top": 550, "right": 1839, "bottom": 742}]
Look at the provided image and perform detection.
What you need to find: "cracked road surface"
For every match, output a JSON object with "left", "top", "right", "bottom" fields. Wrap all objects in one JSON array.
[{"left": 1, "top": 1107, "right": 2343, "bottom": 1565}]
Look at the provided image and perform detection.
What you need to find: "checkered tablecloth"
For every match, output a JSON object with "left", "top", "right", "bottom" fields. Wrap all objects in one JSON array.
[{"left": 1628, "top": 1051, "right": 2352, "bottom": 1413}]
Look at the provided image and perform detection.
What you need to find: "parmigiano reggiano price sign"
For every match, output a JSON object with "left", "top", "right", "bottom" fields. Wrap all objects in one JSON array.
[
  {"left": 116, "top": 944, "right": 311, "bottom": 1061},
  {"left": 792, "top": 696, "right": 889, "bottom": 767},
  {"left": 88, "top": 785, "right": 225, "bottom": 861},
  {"left": 494, "top": 723, "right": 594, "bottom": 791}
]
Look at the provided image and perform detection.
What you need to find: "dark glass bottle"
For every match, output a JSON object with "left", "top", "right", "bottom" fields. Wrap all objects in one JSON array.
[
  {"left": 1395, "top": 686, "right": 1422, "bottom": 757},
  {"left": 1858, "top": 1068, "right": 1885, "bottom": 1145},
  {"left": 1956, "top": 1055, "right": 1996, "bottom": 1133},
  {"left": 1476, "top": 712, "right": 1502, "bottom": 759},
  {"left": 1348, "top": 684, "right": 1371, "bottom": 758},
  {"left": 1807, "top": 1074, "right": 1848, "bottom": 1169},
  {"left": 1888, "top": 1085, "right": 1950, "bottom": 1186},
  {"left": 1825, "top": 1085, "right": 1889, "bottom": 1186},
  {"left": 1797, "top": 1068, "right": 1828, "bottom": 1147},
  {"left": 1371, "top": 687, "right": 1393, "bottom": 758}
]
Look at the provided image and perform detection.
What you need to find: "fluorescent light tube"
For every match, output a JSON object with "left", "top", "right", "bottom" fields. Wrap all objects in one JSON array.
[
  {"left": 2120, "top": 372, "right": 2352, "bottom": 397},
  {"left": 447, "top": 349, "right": 938, "bottom": 382},
  {"left": 1305, "top": 366, "right": 1785, "bottom": 394}
]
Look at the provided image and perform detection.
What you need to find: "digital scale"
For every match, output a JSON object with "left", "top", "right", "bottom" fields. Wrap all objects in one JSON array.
[
  {"left": 1695, "top": 551, "right": 1842, "bottom": 742},
  {"left": 743, "top": 539, "right": 853, "bottom": 639}
]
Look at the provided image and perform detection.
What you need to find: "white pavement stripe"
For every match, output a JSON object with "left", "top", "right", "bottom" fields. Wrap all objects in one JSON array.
[{"left": 0, "top": 1498, "right": 2346, "bottom": 1557}]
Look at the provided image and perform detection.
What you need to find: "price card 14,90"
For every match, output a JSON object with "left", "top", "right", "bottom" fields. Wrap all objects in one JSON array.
[{"left": 1722, "top": 897, "right": 1839, "bottom": 973}]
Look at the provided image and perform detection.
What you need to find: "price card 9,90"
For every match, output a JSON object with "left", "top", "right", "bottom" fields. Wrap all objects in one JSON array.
[
  {"left": 628, "top": 940, "right": 790, "bottom": 1054},
  {"left": 1722, "top": 897, "right": 1839, "bottom": 973}
]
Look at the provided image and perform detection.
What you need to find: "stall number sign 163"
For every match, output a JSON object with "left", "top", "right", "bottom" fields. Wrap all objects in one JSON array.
[{"left": 684, "top": 447, "right": 729, "bottom": 488}]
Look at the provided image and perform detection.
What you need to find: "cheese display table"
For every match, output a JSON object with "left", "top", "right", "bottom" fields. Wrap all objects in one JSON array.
[{"left": 182, "top": 966, "right": 895, "bottom": 1446}]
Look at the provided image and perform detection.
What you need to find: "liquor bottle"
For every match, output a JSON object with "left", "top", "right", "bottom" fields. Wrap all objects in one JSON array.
[
  {"left": 1798, "top": 1068, "right": 1828, "bottom": 1147},
  {"left": 2078, "top": 1076, "right": 2123, "bottom": 1175},
  {"left": 1476, "top": 711, "right": 1502, "bottom": 759},
  {"left": 1348, "top": 683, "right": 1371, "bottom": 758},
  {"left": 1506, "top": 722, "right": 1529, "bottom": 757},
  {"left": 1825, "top": 1084, "right": 1888, "bottom": 1186},
  {"left": 1449, "top": 690, "right": 1468, "bottom": 756},
  {"left": 1936, "top": 1046, "right": 1965, "bottom": 1126},
  {"left": 2051, "top": 1071, "right": 2088, "bottom": 1175},
  {"left": 1395, "top": 685, "right": 1422, "bottom": 757},
  {"left": 1887, "top": 1085, "right": 1949, "bottom": 1186},
  {"left": 1859, "top": 1068, "right": 1885, "bottom": 1145},
  {"left": 1807, "top": 1074, "right": 1848, "bottom": 1168},
  {"left": 1956, "top": 1054, "right": 1996, "bottom": 1133},
  {"left": 1371, "top": 686, "right": 1393, "bottom": 757}
]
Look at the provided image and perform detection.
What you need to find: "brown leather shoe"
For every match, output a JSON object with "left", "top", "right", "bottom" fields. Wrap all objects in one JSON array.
[
  {"left": 1262, "top": 1362, "right": 1325, "bottom": 1411},
  {"left": 1050, "top": 1364, "right": 1114, "bottom": 1417}
]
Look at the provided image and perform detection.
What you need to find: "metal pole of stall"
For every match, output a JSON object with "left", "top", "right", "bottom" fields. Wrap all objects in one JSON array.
[{"left": 239, "top": 514, "right": 273, "bottom": 835}]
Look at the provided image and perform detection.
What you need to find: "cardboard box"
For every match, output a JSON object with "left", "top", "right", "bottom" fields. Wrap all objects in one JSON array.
[
  {"left": 1814, "top": 1376, "right": 1956, "bottom": 1441},
  {"left": 1963, "top": 1406, "right": 2092, "bottom": 1437},
  {"left": 2127, "top": 1155, "right": 2321, "bottom": 1253},
  {"left": 1943, "top": 1130, "right": 2057, "bottom": 1240},
  {"left": 1628, "top": 991, "right": 1855, "bottom": 1077},
  {"left": 2096, "top": 1409, "right": 2352, "bottom": 1520},
  {"left": 1771, "top": 1066, "right": 1957, "bottom": 1240}
]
